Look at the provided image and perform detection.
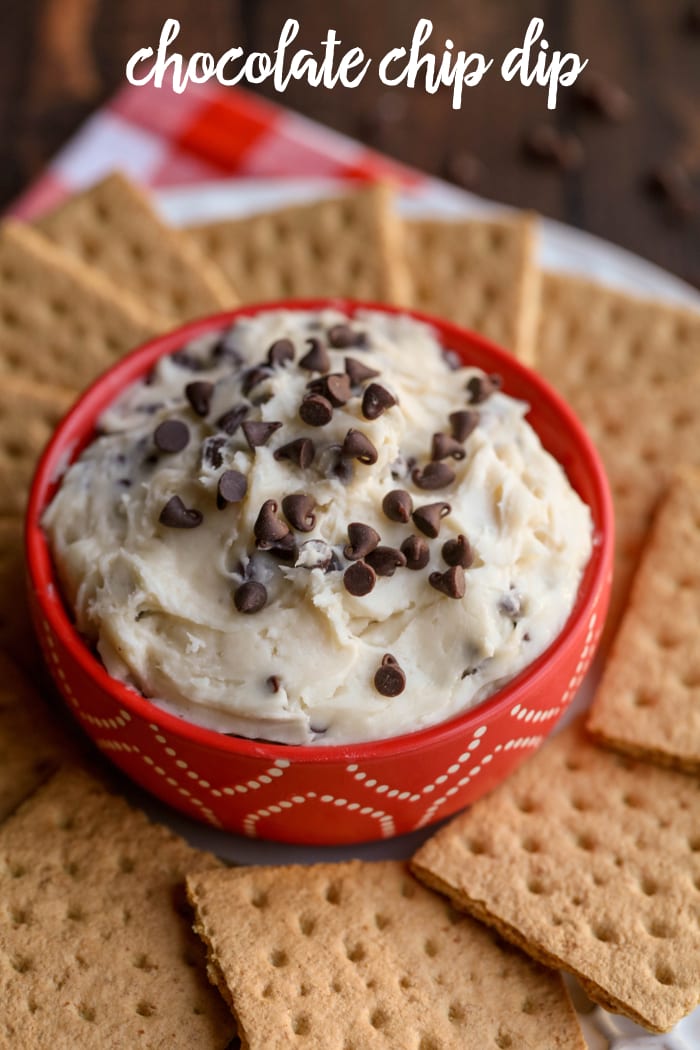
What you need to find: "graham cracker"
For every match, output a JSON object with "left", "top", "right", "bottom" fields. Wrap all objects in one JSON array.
[
  {"left": 588, "top": 468, "right": 700, "bottom": 772},
  {"left": 0, "top": 221, "right": 160, "bottom": 391},
  {"left": 0, "top": 766, "right": 235, "bottom": 1047},
  {"left": 537, "top": 272, "right": 700, "bottom": 400},
  {"left": 573, "top": 370, "right": 700, "bottom": 632},
  {"left": 187, "top": 859, "right": 584, "bottom": 1050},
  {"left": 403, "top": 214, "right": 540, "bottom": 364},
  {"left": 188, "top": 183, "right": 411, "bottom": 305},
  {"left": 0, "top": 518, "right": 39, "bottom": 670},
  {"left": 37, "top": 173, "right": 238, "bottom": 326},
  {"left": 0, "top": 377, "right": 74, "bottom": 515},
  {"left": 0, "top": 653, "right": 83, "bottom": 823},
  {"left": 411, "top": 719, "right": 700, "bottom": 1033}
]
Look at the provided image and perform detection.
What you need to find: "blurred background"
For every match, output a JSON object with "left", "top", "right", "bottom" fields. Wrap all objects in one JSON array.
[{"left": 1, "top": 0, "right": 698, "bottom": 281}]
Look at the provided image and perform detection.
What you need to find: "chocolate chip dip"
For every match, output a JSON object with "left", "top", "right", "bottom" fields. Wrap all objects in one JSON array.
[{"left": 43, "top": 309, "right": 592, "bottom": 744}]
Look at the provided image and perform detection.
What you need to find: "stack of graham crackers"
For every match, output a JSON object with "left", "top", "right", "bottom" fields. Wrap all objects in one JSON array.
[{"left": 1, "top": 170, "right": 699, "bottom": 1045}]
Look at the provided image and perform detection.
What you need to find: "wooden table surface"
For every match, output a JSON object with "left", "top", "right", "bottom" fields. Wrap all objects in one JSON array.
[{"left": 1, "top": 0, "right": 698, "bottom": 284}]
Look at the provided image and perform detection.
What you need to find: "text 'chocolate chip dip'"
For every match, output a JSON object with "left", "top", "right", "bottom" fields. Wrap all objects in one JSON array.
[{"left": 44, "top": 310, "right": 593, "bottom": 744}]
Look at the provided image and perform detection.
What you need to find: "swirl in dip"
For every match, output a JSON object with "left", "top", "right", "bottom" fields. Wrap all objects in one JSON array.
[{"left": 43, "top": 310, "right": 592, "bottom": 745}]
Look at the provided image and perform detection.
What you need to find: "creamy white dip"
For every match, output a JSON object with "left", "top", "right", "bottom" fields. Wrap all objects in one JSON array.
[{"left": 44, "top": 310, "right": 592, "bottom": 744}]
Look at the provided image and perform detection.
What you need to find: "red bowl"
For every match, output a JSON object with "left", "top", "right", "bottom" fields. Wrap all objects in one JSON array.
[{"left": 26, "top": 300, "right": 613, "bottom": 845}]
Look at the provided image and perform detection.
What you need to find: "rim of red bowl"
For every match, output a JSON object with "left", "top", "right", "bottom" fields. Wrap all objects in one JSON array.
[{"left": 27, "top": 299, "right": 614, "bottom": 764}]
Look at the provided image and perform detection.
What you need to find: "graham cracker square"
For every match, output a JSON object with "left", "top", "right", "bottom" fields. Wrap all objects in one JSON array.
[
  {"left": 37, "top": 173, "right": 237, "bottom": 326},
  {"left": 537, "top": 272, "right": 700, "bottom": 400},
  {"left": 0, "top": 377, "right": 74, "bottom": 515},
  {"left": 0, "top": 653, "right": 83, "bottom": 823},
  {"left": 0, "top": 518, "right": 35, "bottom": 665},
  {"left": 412, "top": 720, "right": 700, "bottom": 1033},
  {"left": 588, "top": 468, "right": 700, "bottom": 771},
  {"left": 570, "top": 370, "right": 700, "bottom": 633},
  {"left": 0, "top": 221, "right": 160, "bottom": 392},
  {"left": 0, "top": 766, "right": 235, "bottom": 1047},
  {"left": 187, "top": 859, "right": 584, "bottom": 1049},
  {"left": 403, "top": 214, "right": 540, "bottom": 363},
  {"left": 188, "top": 183, "right": 411, "bottom": 305}
]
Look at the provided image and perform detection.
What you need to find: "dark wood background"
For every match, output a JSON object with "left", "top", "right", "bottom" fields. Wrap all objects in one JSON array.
[{"left": 1, "top": 0, "right": 698, "bottom": 283}]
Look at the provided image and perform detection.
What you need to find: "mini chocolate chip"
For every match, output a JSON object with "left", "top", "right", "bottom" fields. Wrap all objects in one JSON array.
[
  {"left": 342, "top": 428, "right": 378, "bottom": 465},
  {"left": 234, "top": 558, "right": 250, "bottom": 579},
  {"left": 324, "top": 373, "right": 352, "bottom": 406},
  {"left": 202, "top": 436, "right": 226, "bottom": 469},
  {"left": 328, "top": 323, "right": 364, "bottom": 348},
  {"left": 646, "top": 162, "right": 696, "bottom": 222},
  {"left": 499, "top": 591, "right": 522, "bottom": 618},
  {"left": 273, "top": 437, "right": 316, "bottom": 468},
  {"left": 317, "top": 445, "right": 354, "bottom": 484},
  {"left": 217, "top": 404, "right": 249, "bottom": 435},
  {"left": 185, "top": 381, "right": 214, "bottom": 417},
  {"left": 345, "top": 356, "right": 380, "bottom": 385},
  {"left": 683, "top": 2, "right": 700, "bottom": 32},
  {"left": 444, "top": 150, "right": 484, "bottom": 191},
  {"left": 241, "top": 365, "right": 274, "bottom": 397},
  {"left": 267, "top": 674, "right": 281, "bottom": 693},
  {"left": 390, "top": 454, "right": 415, "bottom": 481},
  {"left": 449, "top": 410, "right": 478, "bottom": 443},
  {"left": 431, "top": 433, "right": 466, "bottom": 461},
  {"left": 282, "top": 493, "right": 316, "bottom": 532},
  {"left": 344, "top": 522, "right": 381, "bottom": 561},
  {"left": 466, "top": 373, "right": 502, "bottom": 405},
  {"left": 365, "top": 546, "right": 407, "bottom": 577},
  {"left": 159, "top": 495, "right": 202, "bottom": 529},
  {"left": 362, "top": 383, "right": 396, "bottom": 420},
  {"left": 296, "top": 539, "right": 337, "bottom": 572},
  {"left": 522, "top": 124, "right": 584, "bottom": 171},
  {"left": 647, "top": 161, "right": 691, "bottom": 199},
  {"left": 217, "top": 470, "right": 247, "bottom": 508},
  {"left": 382, "top": 489, "right": 413, "bottom": 523},
  {"left": 374, "top": 653, "right": 406, "bottom": 696},
  {"left": 412, "top": 502, "right": 451, "bottom": 538},
  {"left": 575, "top": 71, "right": 632, "bottom": 122},
  {"left": 212, "top": 336, "right": 244, "bottom": 367},
  {"left": 299, "top": 338, "right": 330, "bottom": 372},
  {"left": 412, "top": 462, "right": 456, "bottom": 490},
  {"left": 299, "top": 394, "right": 333, "bottom": 427},
  {"left": 343, "top": 560, "right": 376, "bottom": 596},
  {"left": 429, "top": 565, "right": 466, "bottom": 599},
  {"left": 253, "top": 499, "right": 290, "bottom": 548},
  {"left": 308, "top": 372, "right": 352, "bottom": 406},
  {"left": 442, "top": 535, "right": 474, "bottom": 568},
  {"left": 234, "top": 580, "right": 267, "bottom": 614},
  {"left": 171, "top": 348, "right": 208, "bottom": 371},
  {"left": 242, "top": 420, "right": 283, "bottom": 449},
  {"left": 154, "top": 419, "right": 189, "bottom": 453},
  {"left": 401, "top": 534, "right": 430, "bottom": 570},
  {"left": 267, "top": 533, "right": 298, "bottom": 561},
  {"left": 267, "top": 338, "right": 295, "bottom": 368}
]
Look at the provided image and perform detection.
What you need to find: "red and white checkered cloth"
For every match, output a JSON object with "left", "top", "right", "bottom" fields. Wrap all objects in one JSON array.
[{"left": 11, "top": 82, "right": 426, "bottom": 220}]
